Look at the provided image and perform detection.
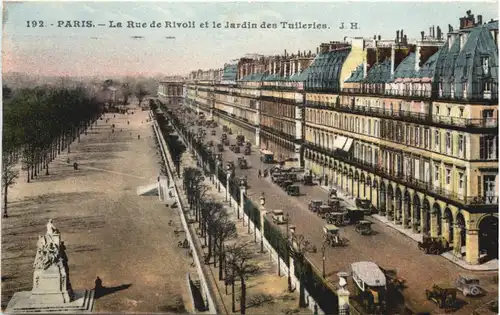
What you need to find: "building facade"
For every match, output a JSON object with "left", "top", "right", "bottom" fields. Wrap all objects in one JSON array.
[{"left": 181, "top": 12, "right": 498, "bottom": 265}]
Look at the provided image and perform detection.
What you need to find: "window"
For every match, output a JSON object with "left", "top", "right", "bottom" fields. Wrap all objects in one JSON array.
[
  {"left": 424, "top": 128, "right": 430, "bottom": 148},
  {"left": 480, "top": 136, "right": 497, "bottom": 160},
  {"left": 459, "top": 107, "right": 464, "bottom": 117},
  {"left": 435, "top": 130, "right": 440, "bottom": 150},
  {"left": 482, "top": 56, "right": 490, "bottom": 75},
  {"left": 434, "top": 164, "right": 440, "bottom": 182},
  {"left": 447, "top": 107, "right": 451, "bottom": 116},
  {"left": 445, "top": 132, "right": 451, "bottom": 153},
  {"left": 484, "top": 81, "right": 492, "bottom": 99},
  {"left": 458, "top": 135, "right": 465, "bottom": 157},
  {"left": 451, "top": 86, "right": 455, "bottom": 98},
  {"left": 459, "top": 173, "right": 464, "bottom": 190},
  {"left": 446, "top": 169, "right": 451, "bottom": 185},
  {"left": 415, "top": 127, "right": 420, "bottom": 146},
  {"left": 436, "top": 106, "right": 440, "bottom": 115}
]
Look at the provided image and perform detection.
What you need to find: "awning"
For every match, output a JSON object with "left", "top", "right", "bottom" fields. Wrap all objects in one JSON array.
[
  {"left": 343, "top": 138, "right": 354, "bottom": 152},
  {"left": 333, "top": 136, "right": 348, "bottom": 149}
]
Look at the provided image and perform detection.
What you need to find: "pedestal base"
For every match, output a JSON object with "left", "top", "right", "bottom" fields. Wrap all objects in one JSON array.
[{"left": 6, "top": 290, "right": 94, "bottom": 314}]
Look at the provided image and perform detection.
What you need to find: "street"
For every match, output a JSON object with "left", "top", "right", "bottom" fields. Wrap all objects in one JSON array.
[{"left": 173, "top": 103, "right": 498, "bottom": 314}]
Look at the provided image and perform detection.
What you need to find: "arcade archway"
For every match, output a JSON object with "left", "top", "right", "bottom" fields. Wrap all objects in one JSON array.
[{"left": 478, "top": 215, "right": 498, "bottom": 260}]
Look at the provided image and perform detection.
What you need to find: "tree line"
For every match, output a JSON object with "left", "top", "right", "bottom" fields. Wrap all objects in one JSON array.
[{"left": 2, "top": 86, "right": 103, "bottom": 217}]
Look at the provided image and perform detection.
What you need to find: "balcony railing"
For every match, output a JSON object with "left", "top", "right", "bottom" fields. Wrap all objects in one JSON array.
[
  {"left": 304, "top": 141, "right": 498, "bottom": 207},
  {"left": 305, "top": 102, "right": 498, "bottom": 129}
]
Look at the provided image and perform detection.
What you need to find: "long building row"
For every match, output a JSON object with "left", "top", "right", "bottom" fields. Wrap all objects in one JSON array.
[{"left": 159, "top": 12, "right": 499, "bottom": 266}]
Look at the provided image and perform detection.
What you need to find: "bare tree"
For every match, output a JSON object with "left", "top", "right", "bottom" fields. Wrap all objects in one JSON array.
[
  {"left": 201, "top": 201, "right": 224, "bottom": 264},
  {"left": 2, "top": 153, "right": 19, "bottom": 218},
  {"left": 289, "top": 234, "right": 317, "bottom": 308},
  {"left": 213, "top": 211, "right": 237, "bottom": 280},
  {"left": 226, "top": 242, "right": 260, "bottom": 314}
]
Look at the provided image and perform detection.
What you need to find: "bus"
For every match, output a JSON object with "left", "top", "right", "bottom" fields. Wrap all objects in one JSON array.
[{"left": 259, "top": 149, "right": 274, "bottom": 164}]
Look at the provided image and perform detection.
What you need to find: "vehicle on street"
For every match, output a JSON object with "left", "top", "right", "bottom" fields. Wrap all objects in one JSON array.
[
  {"left": 244, "top": 147, "right": 251, "bottom": 155},
  {"left": 226, "top": 161, "right": 235, "bottom": 171},
  {"left": 237, "top": 157, "right": 248, "bottom": 169},
  {"left": 355, "top": 220, "right": 374, "bottom": 235},
  {"left": 228, "top": 129, "right": 233, "bottom": 135},
  {"left": 351, "top": 261, "right": 387, "bottom": 314},
  {"left": 323, "top": 224, "right": 348, "bottom": 247},
  {"left": 236, "top": 135, "right": 245, "bottom": 145},
  {"left": 230, "top": 145, "right": 240, "bottom": 153},
  {"left": 223, "top": 138, "right": 230, "bottom": 146},
  {"left": 456, "top": 275, "right": 483, "bottom": 297},
  {"left": 308, "top": 200, "right": 323, "bottom": 212},
  {"left": 355, "top": 198, "right": 373, "bottom": 215},
  {"left": 325, "top": 212, "right": 348, "bottom": 226},
  {"left": 245, "top": 141, "right": 251, "bottom": 148},
  {"left": 211, "top": 130, "right": 216, "bottom": 136},
  {"left": 271, "top": 174, "right": 285, "bottom": 185},
  {"left": 327, "top": 197, "right": 343, "bottom": 211},
  {"left": 271, "top": 209, "right": 287, "bottom": 224},
  {"left": 317, "top": 205, "right": 332, "bottom": 218},
  {"left": 221, "top": 133, "right": 228, "bottom": 140},
  {"left": 345, "top": 207, "right": 365, "bottom": 224},
  {"left": 425, "top": 284, "right": 458, "bottom": 309},
  {"left": 207, "top": 140, "right": 213, "bottom": 146},
  {"left": 222, "top": 125, "right": 228, "bottom": 132},
  {"left": 280, "top": 179, "right": 294, "bottom": 190},
  {"left": 260, "top": 149, "right": 274, "bottom": 164},
  {"left": 286, "top": 184, "right": 300, "bottom": 196},
  {"left": 418, "top": 236, "right": 448, "bottom": 255},
  {"left": 302, "top": 174, "right": 314, "bottom": 185}
]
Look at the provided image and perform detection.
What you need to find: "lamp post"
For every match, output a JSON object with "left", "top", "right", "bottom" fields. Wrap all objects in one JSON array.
[
  {"left": 260, "top": 193, "right": 266, "bottom": 253},
  {"left": 226, "top": 172, "right": 231, "bottom": 205},
  {"left": 321, "top": 243, "right": 326, "bottom": 279},
  {"left": 285, "top": 213, "right": 292, "bottom": 292}
]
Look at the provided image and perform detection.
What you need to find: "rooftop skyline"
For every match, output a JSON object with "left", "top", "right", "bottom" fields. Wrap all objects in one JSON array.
[{"left": 2, "top": 1, "right": 498, "bottom": 77}]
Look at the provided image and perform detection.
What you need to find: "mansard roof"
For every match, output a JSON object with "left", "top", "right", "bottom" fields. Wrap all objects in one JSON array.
[
  {"left": 304, "top": 48, "right": 351, "bottom": 91},
  {"left": 363, "top": 59, "right": 391, "bottom": 83},
  {"left": 345, "top": 64, "right": 364, "bottom": 83},
  {"left": 222, "top": 64, "right": 238, "bottom": 81}
]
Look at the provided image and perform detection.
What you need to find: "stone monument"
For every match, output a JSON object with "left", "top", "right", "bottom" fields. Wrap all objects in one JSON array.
[{"left": 6, "top": 219, "right": 94, "bottom": 313}]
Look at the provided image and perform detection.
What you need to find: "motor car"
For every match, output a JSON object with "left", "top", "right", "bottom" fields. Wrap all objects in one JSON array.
[{"left": 456, "top": 275, "right": 482, "bottom": 297}]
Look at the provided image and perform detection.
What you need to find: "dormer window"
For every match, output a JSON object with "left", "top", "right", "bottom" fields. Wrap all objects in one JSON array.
[
  {"left": 484, "top": 80, "right": 492, "bottom": 99},
  {"left": 439, "top": 81, "right": 443, "bottom": 97},
  {"left": 482, "top": 57, "right": 490, "bottom": 75}
]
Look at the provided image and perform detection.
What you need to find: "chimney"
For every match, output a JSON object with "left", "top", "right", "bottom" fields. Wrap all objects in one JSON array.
[
  {"left": 396, "top": 30, "right": 400, "bottom": 43},
  {"left": 421, "top": 31, "right": 425, "bottom": 41},
  {"left": 477, "top": 15, "right": 482, "bottom": 25},
  {"left": 284, "top": 49, "right": 287, "bottom": 57},
  {"left": 401, "top": 29, "right": 404, "bottom": 42},
  {"left": 404, "top": 35, "right": 408, "bottom": 44},
  {"left": 448, "top": 33, "right": 457, "bottom": 49},
  {"left": 378, "top": 35, "right": 381, "bottom": 40},
  {"left": 415, "top": 44, "right": 421, "bottom": 72},
  {"left": 437, "top": 26, "right": 442, "bottom": 40},
  {"left": 273, "top": 62, "right": 276, "bottom": 75},
  {"left": 374, "top": 35, "right": 377, "bottom": 40},
  {"left": 316, "top": 47, "right": 319, "bottom": 54},
  {"left": 390, "top": 45, "right": 395, "bottom": 79}
]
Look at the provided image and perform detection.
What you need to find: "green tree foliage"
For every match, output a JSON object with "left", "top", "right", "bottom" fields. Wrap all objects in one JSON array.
[{"left": 3, "top": 86, "right": 102, "bottom": 187}]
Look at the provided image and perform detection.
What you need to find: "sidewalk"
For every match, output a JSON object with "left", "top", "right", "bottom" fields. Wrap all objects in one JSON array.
[{"left": 316, "top": 183, "right": 498, "bottom": 271}]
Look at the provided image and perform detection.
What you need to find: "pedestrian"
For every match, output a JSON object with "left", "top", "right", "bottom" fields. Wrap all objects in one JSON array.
[
  {"left": 258, "top": 169, "right": 262, "bottom": 178},
  {"left": 94, "top": 277, "right": 103, "bottom": 298},
  {"left": 319, "top": 176, "right": 323, "bottom": 186}
]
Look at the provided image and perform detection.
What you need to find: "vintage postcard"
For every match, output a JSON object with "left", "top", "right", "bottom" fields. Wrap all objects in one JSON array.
[{"left": 2, "top": 1, "right": 499, "bottom": 314}]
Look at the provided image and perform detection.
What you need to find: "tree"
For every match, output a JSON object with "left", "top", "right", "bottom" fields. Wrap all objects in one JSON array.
[
  {"left": 213, "top": 210, "right": 237, "bottom": 280},
  {"left": 288, "top": 234, "right": 317, "bottom": 308},
  {"left": 135, "top": 83, "right": 148, "bottom": 106},
  {"left": 2, "top": 153, "right": 19, "bottom": 218},
  {"left": 201, "top": 201, "right": 224, "bottom": 263},
  {"left": 225, "top": 242, "right": 260, "bottom": 314},
  {"left": 122, "top": 82, "right": 132, "bottom": 105}
]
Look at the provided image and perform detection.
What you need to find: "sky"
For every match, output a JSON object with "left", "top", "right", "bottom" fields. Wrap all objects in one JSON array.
[{"left": 2, "top": 1, "right": 498, "bottom": 77}]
